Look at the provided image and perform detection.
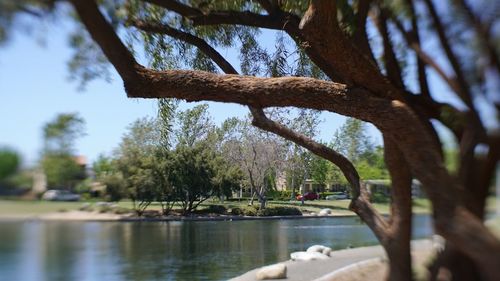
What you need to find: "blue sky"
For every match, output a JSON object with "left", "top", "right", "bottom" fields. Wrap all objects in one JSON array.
[{"left": 0, "top": 19, "right": 370, "bottom": 167}]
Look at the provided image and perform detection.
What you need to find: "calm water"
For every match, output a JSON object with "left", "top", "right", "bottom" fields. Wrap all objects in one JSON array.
[{"left": 0, "top": 216, "right": 432, "bottom": 281}]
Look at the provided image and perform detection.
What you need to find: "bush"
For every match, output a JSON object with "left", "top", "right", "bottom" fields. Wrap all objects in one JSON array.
[
  {"left": 196, "top": 204, "right": 227, "bottom": 214},
  {"left": 231, "top": 205, "right": 259, "bottom": 216},
  {"left": 257, "top": 206, "right": 302, "bottom": 216},
  {"left": 370, "top": 192, "right": 390, "bottom": 203},
  {"left": 267, "top": 190, "right": 293, "bottom": 201}
]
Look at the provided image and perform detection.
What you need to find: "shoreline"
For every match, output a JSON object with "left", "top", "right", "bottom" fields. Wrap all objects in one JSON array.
[
  {"left": 230, "top": 240, "right": 434, "bottom": 281},
  {"left": 0, "top": 210, "right": 362, "bottom": 222}
]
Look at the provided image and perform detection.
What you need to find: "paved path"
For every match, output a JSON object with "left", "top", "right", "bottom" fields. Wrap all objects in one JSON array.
[{"left": 229, "top": 240, "right": 433, "bottom": 281}]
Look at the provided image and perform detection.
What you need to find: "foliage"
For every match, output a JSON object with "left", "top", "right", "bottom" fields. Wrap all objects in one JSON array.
[
  {"left": 41, "top": 153, "right": 84, "bottom": 189},
  {"left": 257, "top": 206, "right": 302, "bottom": 216},
  {"left": 174, "top": 104, "right": 214, "bottom": 148},
  {"left": 194, "top": 204, "right": 227, "bottom": 215},
  {"left": 99, "top": 171, "right": 127, "bottom": 202},
  {"left": 0, "top": 147, "right": 20, "bottom": 182},
  {"left": 41, "top": 113, "right": 86, "bottom": 189},
  {"left": 168, "top": 144, "right": 215, "bottom": 214},
  {"left": 42, "top": 113, "right": 85, "bottom": 154},
  {"left": 222, "top": 116, "right": 285, "bottom": 208},
  {"left": 230, "top": 205, "right": 259, "bottom": 216},
  {"left": 113, "top": 117, "right": 163, "bottom": 214},
  {"left": 331, "top": 118, "right": 374, "bottom": 163}
]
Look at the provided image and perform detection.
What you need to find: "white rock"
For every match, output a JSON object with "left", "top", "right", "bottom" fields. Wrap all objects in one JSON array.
[
  {"left": 255, "top": 263, "right": 287, "bottom": 280},
  {"left": 290, "top": 251, "right": 330, "bottom": 261},
  {"left": 307, "top": 245, "right": 330, "bottom": 253},
  {"left": 318, "top": 208, "right": 332, "bottom": 216},
  {"left": 322, "top": 247, "right": 332, "bottom": 256}
]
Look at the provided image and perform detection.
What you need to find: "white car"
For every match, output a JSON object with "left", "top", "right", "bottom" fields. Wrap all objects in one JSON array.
[
  {"left": 325, "top": 193, "right": 349, "bottom": 200},
  {"left": 42, "top": 190, "right": 81, "bottom": 201}
]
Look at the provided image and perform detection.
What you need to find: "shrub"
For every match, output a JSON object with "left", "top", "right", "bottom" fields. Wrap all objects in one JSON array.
[
  {"left": 267, "top": 190, "right": 293, "bottom": 201},
  {"left": 231, "top": 205, "right": 259, "bottom": 216},
  {"left": 257, "top": 206, "right": 302, "bottom": 216},
  {"left": 198, "top": 204, "right": 227, "bottom": 214},
  {"left": 370, "top": 192, "right": 390, "bottom": 203}
]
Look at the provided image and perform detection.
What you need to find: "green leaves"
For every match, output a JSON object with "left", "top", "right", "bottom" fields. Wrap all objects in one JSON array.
[
  {"left": 0, "top": 147, "right": 20, "bottom": 181},
  {"left": 42, "top": 113, "right": 85, "bottom": 154}
]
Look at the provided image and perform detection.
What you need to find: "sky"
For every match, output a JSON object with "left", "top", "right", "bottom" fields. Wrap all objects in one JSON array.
[{"left": 0, "top": 17, "right": 375, "bottom": 167}]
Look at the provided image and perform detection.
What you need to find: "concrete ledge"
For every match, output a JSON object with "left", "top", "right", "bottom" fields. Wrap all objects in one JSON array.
[{"left": 313, "top": 258, "right": 386, "bottom": 281}]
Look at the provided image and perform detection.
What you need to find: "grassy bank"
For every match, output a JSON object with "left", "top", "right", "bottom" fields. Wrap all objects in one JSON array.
[
  {"left": 0, "top": 198, "right": 430, "bottom": 217},
  {"left": 0, "top": 197, "right": 497, "bottom": 218}
]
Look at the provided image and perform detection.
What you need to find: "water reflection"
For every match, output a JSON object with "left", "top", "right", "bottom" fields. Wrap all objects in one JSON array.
[{"left": 0, "top": 215, "right": 432, "bottom": 281}]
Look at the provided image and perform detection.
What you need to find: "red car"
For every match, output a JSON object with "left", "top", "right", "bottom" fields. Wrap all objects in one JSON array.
[{"left": 296, "top": 192, "right": 319, "bottom": 201}]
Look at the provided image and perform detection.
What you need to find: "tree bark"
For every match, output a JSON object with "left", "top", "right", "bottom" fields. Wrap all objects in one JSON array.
[{"left": 383, "top": 138, "right": 413, "bottom": 281}]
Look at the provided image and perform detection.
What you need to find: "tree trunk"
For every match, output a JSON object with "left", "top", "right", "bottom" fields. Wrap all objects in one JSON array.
[{"left": 383, "top": 138, "right": 413, "bottom": 281}]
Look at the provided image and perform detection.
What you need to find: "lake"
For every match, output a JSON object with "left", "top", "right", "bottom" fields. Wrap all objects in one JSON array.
[{"left": 0, "top": 215, "right": 432, "bottom": 281}]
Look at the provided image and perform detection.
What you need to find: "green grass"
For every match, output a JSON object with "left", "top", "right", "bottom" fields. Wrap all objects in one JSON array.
[
  {"left": 0, "top": 200, "right": 84, "bottom": 215},
  {"left": 1, "top": 197, "right": 497, "bottom": 218}
]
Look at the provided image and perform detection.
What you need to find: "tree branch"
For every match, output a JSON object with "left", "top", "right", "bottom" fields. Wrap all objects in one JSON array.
[
  {"left": 391, "top": 16, "right": 462, "bottom": 96},
  {"left": 404, "top": 0, "right": 430, "bottom": 97},
  {"left": 453, "top": 0, "right": 500, "bottom": 75},
  {"left": 299, "top": 0, "right": 403, "bottom": 100},
  {"left": 249, "top": 107, "right": 390, "bottom": 241},
  {"left": 383, "top": 137, "right": 413, "bottom": 280},
  {"left": 142, "top": 0, "right": 202, "bottom": 17},
  {"left": 70, "top": 0, "right": 142, "bottom": 81},
  {"left": 422, "top": 0, "right": 473, "bottom": 108},
  {"left": 372, "top": 9, "right": 405, "bottom": 89},
  {"left": 130, "top": 19, "right": 238, "bottom": 74},
  {"left": 352, "top": 0, "right": 377, "bottom": 65}
]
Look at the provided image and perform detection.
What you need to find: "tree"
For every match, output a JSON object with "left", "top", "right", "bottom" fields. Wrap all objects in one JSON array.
[
  {"left": 114, "top": 117, "right": 162, "bottom": 215},
  {"left": 42, "top": 113, "right": 85, "bottom": 154},
  {"left": 7, "top": 0, "right": 500, "bottom": 280},
  {"left": 223, "top": 116, "right": 284, "bottom": 209},
  {"left": 41, "top": 113, "right": 86, "bottom": 189},
  {"left": 174, "top": 104, "right": 214, "bottom": 148},
  {"left": 332, "top": 118, "right": 374, "bottom": 163},
  {"left": 168, "top": 144, "right": 215, "bottom": 214},
  {"left": 0, "top": 147, "right": 20, "bottom": 182},
  {"left": 282, "top": 109, "right": 321, "bottom": 196}
]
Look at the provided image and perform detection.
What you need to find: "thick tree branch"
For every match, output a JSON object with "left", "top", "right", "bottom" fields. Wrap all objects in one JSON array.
[
  {"left": 70, "top": 0, "right": 142, "bottom": 81},
  {"left": 352, "top": 0, "right": 377, "bottom": 65},
  {"left": 383, "top": 137, "right": 413, "bottom": 281},
  {"left": 299, "top": 0, "right": 403, "bottom": 100},
  {"left": 142, "top": 0, "right": 202, "bottom": 17},
  {"left": 144, "top": 0, "right": 300, "bottom": 32}
]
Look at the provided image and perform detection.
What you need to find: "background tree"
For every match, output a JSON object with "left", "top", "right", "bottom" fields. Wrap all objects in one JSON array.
[
  {"left": 0, "top": 147, "right": 20, "bottom": 182},
  {"left": 168, "top": 144, "right": 215, "bottom": 214},
  {"left": 114, "top": 117, "right": 161, "bottom": 215},
  {"left": 174, "top": 104, "right": 214, "bottom": 148},
  {"left": 4, "top": 0, "right": 500, "bottom": 280},
  {"left": 224, "top": 116, "right": 284, "bottom": 209},
  {"left": 41, "top": 113, "right": 86, "bottom": 189}
]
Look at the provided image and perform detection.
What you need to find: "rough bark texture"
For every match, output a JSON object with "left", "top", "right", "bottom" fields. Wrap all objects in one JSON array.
[{"left": 383, "top": 138, "right": 413, "bottom": 281}]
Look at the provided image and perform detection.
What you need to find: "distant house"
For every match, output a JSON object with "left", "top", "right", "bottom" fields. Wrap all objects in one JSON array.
[{"left": 364, "top": 179, "right": 425, "bottom": 198}]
